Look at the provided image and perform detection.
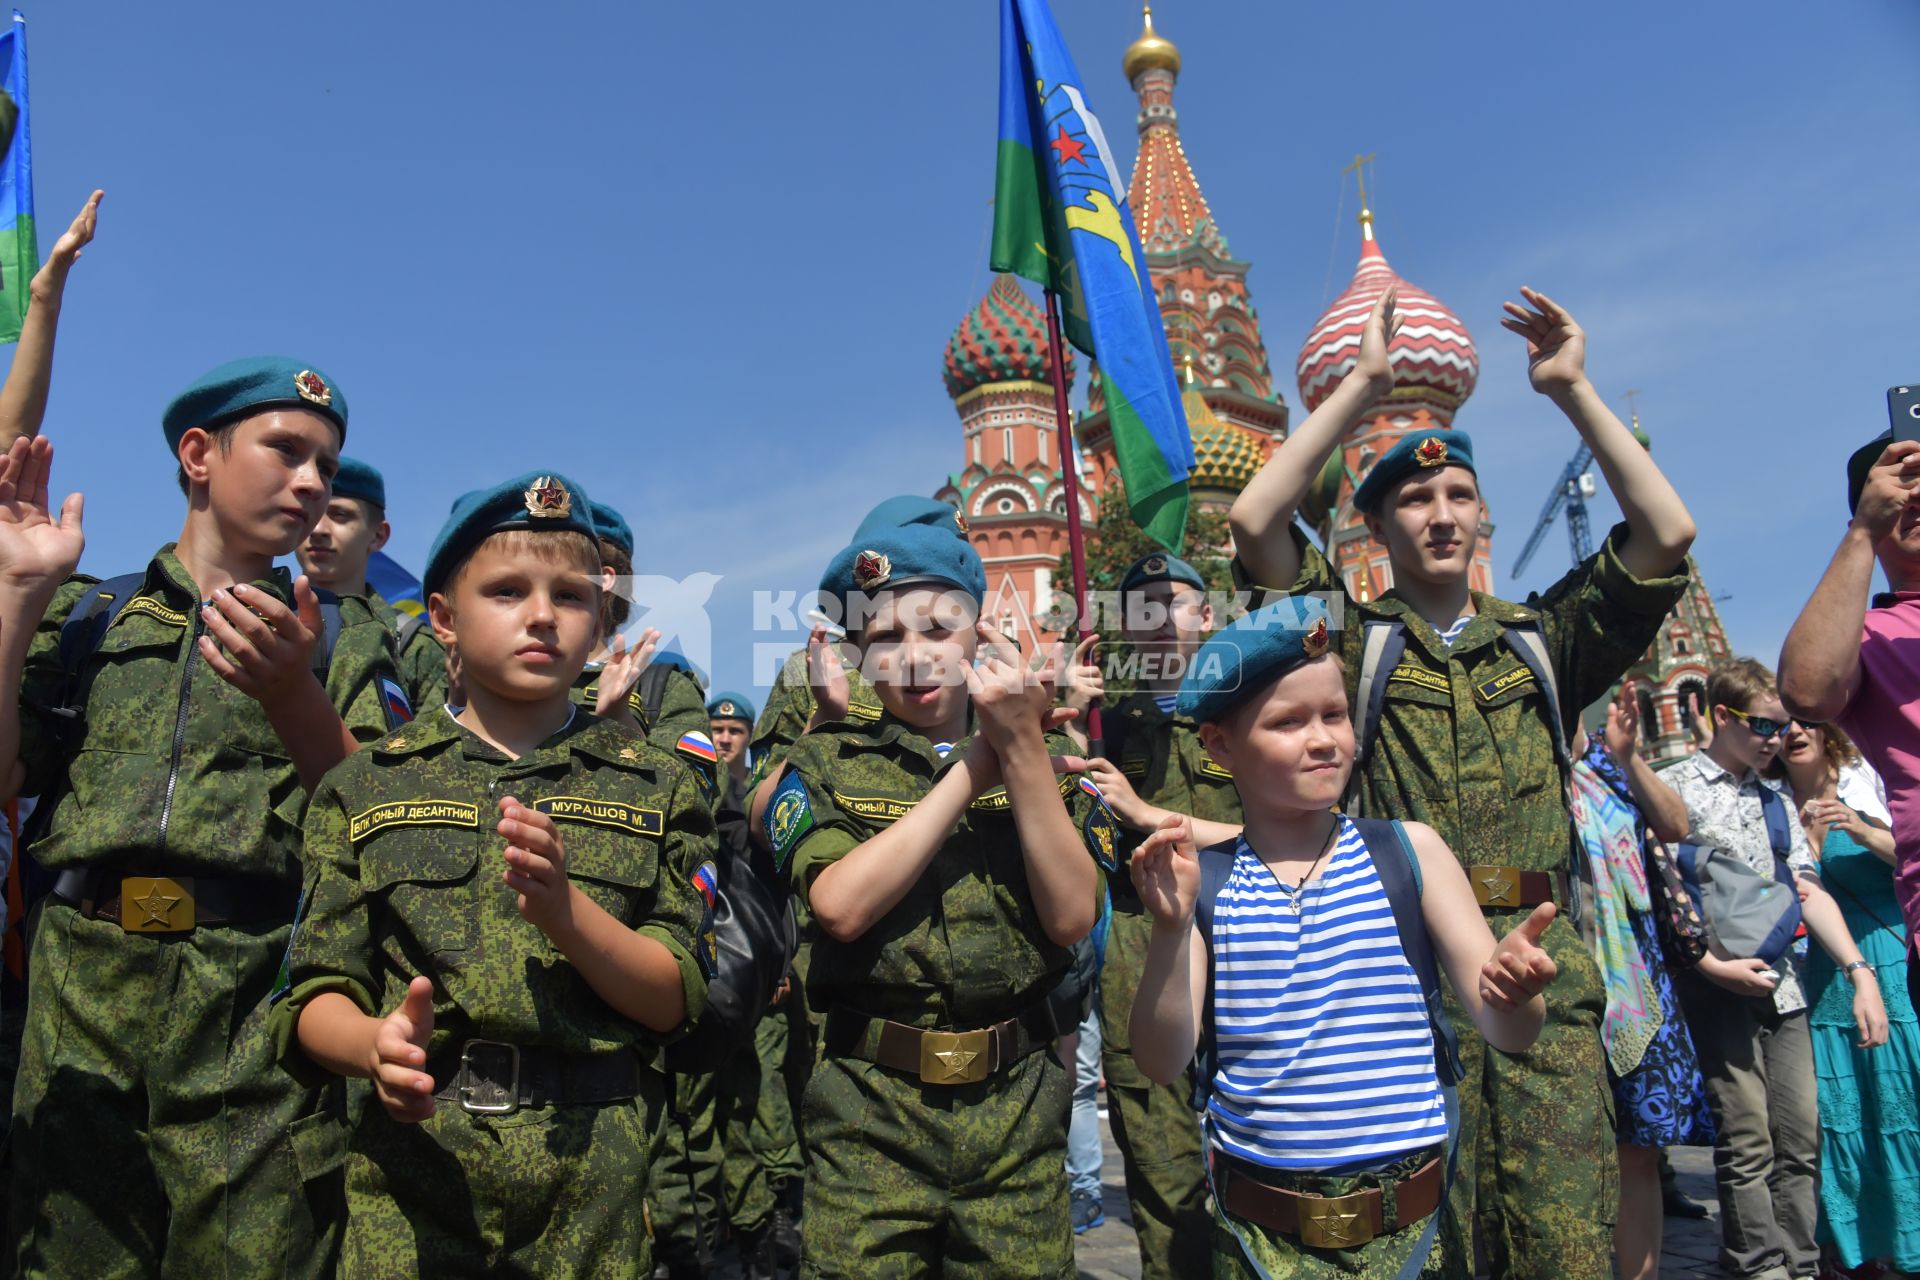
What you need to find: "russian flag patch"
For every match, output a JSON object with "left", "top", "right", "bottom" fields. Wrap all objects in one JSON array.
[
  {"left": 379, "top": 676, "right": 414, "bottom": 730},
  {"left": 676, "top": 731, "right": 718, "bottom": 764},
  {"left": 691, "top": 860, "right": 719, "bottom": 910}
]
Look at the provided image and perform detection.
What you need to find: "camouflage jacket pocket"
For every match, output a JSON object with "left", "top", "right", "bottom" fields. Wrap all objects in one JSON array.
[
  {"left": 561, "top": 827, "right": 663, "bottom": 927},
  {"left": 361, "top": 824, "right": 481, "bottom": 955}
]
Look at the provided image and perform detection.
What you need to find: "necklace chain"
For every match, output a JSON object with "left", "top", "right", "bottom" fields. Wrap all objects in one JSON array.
[{"left": 1285, "top": 817, "right": 1342, "bottom": 916}]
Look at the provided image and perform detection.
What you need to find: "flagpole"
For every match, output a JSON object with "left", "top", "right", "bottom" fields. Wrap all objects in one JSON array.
[{"left": 1045, "top": 288, "right": 1102, "bottom": 756}]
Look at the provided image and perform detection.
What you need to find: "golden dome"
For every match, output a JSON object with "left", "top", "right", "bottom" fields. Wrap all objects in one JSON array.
[
  {"left": 1123, "top": 4, "right": 1180, "bottom": 82},
  {"left": 1182, "top": 389, "right": 1264, "bottom": 494}
]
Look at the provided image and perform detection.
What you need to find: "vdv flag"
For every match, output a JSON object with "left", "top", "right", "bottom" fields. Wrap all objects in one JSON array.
[
  {"left": 0, "top": 11, "right": 33, "bottom": 344},
  {"left": 366, "top": 550, "right": 425, "bottom": 620},
  {"left": 992, "top": 0, "right": 1192, "bottom": 551}
]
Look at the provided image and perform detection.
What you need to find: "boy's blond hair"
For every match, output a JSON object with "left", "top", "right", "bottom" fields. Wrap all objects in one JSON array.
[{"left": 440, "top": 528, "right": 602, "bottom": 601}]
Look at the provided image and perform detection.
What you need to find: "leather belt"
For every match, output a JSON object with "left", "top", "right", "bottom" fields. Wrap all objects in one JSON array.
[
  {"left": 1466, "top": 864, "right": 1564, "bottom": 911},
  {"left": 428, "top": 1041, "right": 643, "bottom": 1116},
  {"left": 825, "top": 1003, "right": 1059, "bottom": 1086},
  {"left": 53, "top": 868, "right": 301, "bottom": 933},
  {"left": 1217, "top": 1154, "right": 1443, "bottom": 1249}
]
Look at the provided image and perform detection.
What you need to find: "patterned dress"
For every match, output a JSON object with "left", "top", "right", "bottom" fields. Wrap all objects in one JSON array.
[{"left": 1577, "top": 743, "right": 1715, "bottom": 1147}]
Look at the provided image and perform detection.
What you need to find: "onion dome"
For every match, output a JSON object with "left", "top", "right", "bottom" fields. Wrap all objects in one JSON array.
[
  {"left": 1123, "top": 4, "right": 1181, "bottom": 82},
  {"left": 1183, "top": 387, "right": 1264, "bottom": 493},
  {"left": 1295, "top": 211, "right": 1477, "bottom": 416},
  {"left": 943, "top": 274, "right": 1075, "bottom": 401}
]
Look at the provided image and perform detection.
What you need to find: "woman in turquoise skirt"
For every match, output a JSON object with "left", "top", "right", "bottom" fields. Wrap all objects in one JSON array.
[{"left": 1780, "top": 720, "right": 1918, "bottom": 1277}]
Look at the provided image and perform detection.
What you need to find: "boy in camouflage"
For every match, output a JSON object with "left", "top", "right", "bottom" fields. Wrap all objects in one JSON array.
[
  {"left": 0, "top": 357, "right": 403, "bottom": 1278},
  {"left": 269, "top": 471, "right": 714, "bottom": 1277},
  {"left": 1228, "top": 287, "right": 1696, "bottom": 1280},
  {"left": 756, "top": 520, "right": 1112, "bottom": 1278},
  {"left": 1131, "top": 597, "right": 1558, "bottom": 1280}
]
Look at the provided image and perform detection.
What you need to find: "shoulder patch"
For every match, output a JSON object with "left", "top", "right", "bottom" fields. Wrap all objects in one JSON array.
[
  {"left": 690, "top": 859, "right": 719, "bottom": 978},
  {"left": 1078, "top": 778, "right": 1120, "bottom": 872},
  {"left": 378, "top": 676, "right": 414, "bottom": 731},
  {"left": 1388, "top": 662, "right": 1452, "bottom": 694},
  {"left": 119, "top": 596, "right": 190, "bottom": 627},
  {"left": 676, "top": 731, "right": 719, "bottom": 764},
  {"left": 532, "top": 796, "right": 665, "bottom": 837},
  {"left": 766, "top": 770, "right": 817, "bottom": 871},
  {"left": 1197, "top": 758, "right": 1234, "bottom": 780},
  {"left": 350, "top": 799, "right": 479, "bottom": 842},
  {"left": 1474, "top": 665, "right": 1537, "bottom": 703}
]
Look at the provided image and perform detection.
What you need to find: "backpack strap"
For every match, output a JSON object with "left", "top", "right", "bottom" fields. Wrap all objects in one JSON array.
[
  {"left": 1349, "top": 817, "right": 1464, "bottom": 1086},
  {"left": 635, "top": 663, "right": 675, "bottom": 734},
  {"left": 1757, "top": 784, "right": 1793, "bottom": 861},
  {"left": 395, "top": 610, "right": 429, "bottom": 653},
  {"left": 1499, "top": 622, "right": 1569, "bottom": 777},
  {"left": 1347, "top": 619, "right": 1408, "bottom": 814},
  {"left": 310, "top": 590, "right": 343, "bottom": 677},
  {"left": 1188, "top": 836, "right": 1242, "bottom": 1113}
]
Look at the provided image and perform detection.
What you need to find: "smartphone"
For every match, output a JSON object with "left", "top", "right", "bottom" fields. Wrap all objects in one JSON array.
[{"left": 1892, "top": 384, "right": 1920, "bottom": 443}]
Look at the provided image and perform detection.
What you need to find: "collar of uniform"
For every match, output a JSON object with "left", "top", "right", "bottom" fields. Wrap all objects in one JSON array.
[
  {"left": 1119, "top": 690, "right": 1182, "bottom": 727},
  {"left": 565, "top": 713, "right": 665, "bottom": 770},
  {"left": 144, "top": 543, "right": 295, "bottom": 608},
  {"left": 1371, "top": 588, "right": 1537, "bottom": 658}
]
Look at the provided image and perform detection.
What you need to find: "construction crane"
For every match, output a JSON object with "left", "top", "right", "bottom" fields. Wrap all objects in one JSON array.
[{"left": 1510, "top": 443, "right": 1597, "bottom": 579}]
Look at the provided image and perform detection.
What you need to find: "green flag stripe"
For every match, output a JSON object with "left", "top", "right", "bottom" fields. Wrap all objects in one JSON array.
[
  {"left": 990, "top": 139, "right": 1056, "bottom": 290},
  {"left": 1103, "top": 374, "right": 1189, "bottom": 551},
  {"left": 0, "top": 213, "right": 37, "bottom": 343}
]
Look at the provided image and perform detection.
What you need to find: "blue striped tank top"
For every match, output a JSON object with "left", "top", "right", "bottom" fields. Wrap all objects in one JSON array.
[{"left": 1208, "top": 815, "right": 1448, "bottom": 1171}]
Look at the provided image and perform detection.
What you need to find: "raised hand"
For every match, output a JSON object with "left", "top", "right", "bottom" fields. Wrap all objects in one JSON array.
[
  {"left": 805, "top": 624, "right": 852, "bottom": 728},
  {"left": 966, "top": 623, "right": 1053, "bottom": 750},
  {"left": 198, "top": 576, "right": 322, "bottom": 705},
  {"left": 594, "top": 625, "right": 661, "bottom": 719},
  {"left": 1349, "top": 286, "right": 1400, "bottom": 400},
  {"left": 1480, "top": 902, "right": 1559, "bottom": 1008},
  {"left": 1603, "top": 682, "right": 1639, "bottom": 762},
  {"left": 498, "top": 794, "right": 576, "bottom": 938},
  {"left": 0, "top": 436, "right": 84, "bottom": 603},
  {"left": 1500, "top": 286, "right": 1588, "bottom": 397},
  {"left": 369, "top": 975, "right": 437, "bottom": 1123},
  {"left": 1059, "top": 632, "right": 1105, "bottom": 717},
  {"left": 1130, "top": 812, "right": 1201, "bottom": 928},
  {"left": 31, "top": 189, "right": 103, "bottom": 300},
  {"left": 1078, "top": 755, "right": 1149, "bottom": 828}
]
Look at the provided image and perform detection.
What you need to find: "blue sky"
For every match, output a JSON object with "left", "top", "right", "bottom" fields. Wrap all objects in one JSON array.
[{"left": 10, "top": 1, "right": 1920, "bottom": 700}]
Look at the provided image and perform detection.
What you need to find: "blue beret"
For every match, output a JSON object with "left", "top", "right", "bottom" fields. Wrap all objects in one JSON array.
[
  {"left": 819, "top": 522, "right": 988, "bottom": 625},
  {"left": 1120, "top": 552, "right": 1205, "bottom": 594},
  {"left": 1177, "top": 595, "right": 1335, "bottom": 724},
  {"left": 330, "top": 456, "right": 385, "bottom": 509},
  {"left": 1351, "top": 429, "right": 1477, "bottom": 515},
  {"left": 422, "top": 470, "right": 598, "bottom": 595},
  {"left": 706, "top": 690, "right": 757, "bottom": 724},
  {"left": 852, "top": 495, "right": 970, "bottom": 542},
  {"left": 163, "top": 357, "right": 348, "bottom": 455},
  {"left": 589, "top": 500, "right": 634, "bottom": 556}
]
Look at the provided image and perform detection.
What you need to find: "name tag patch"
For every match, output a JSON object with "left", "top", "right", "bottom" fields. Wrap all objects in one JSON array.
[
  {"left": 533, "top": 796, "right": 665, "bottom": 837},
  {"left": 351, "top": 799, "right": 480, "bottom": 842},
  {"left": 838, "top": 791, "right": 916, "bottom": 821},
  {"left": 120, "top": 596, "right": 190, "bottom": 627},
  {"left": 1474, "top": 666, "right": 1537, "bottom": 703},
  {"left": 1388, "top": 663, "right": 1451, "bottom": 694},
  {"left": 1197, "top": 759, "right": 1234, "bottom": 780}
]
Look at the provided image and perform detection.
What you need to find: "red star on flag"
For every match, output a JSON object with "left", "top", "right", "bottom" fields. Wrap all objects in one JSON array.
[{"left": 1049, "top": 124, "right": 1088, "bottom": 167}]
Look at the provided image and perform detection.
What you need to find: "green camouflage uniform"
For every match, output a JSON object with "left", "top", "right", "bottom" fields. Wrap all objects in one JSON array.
[
  {"left": 1213, "top": 1146, "right": 1468, "bottom": 1280},
  {"left": 1101, "top": 692, "right": 1242, "bottom": 1279},
  {"left": 9, "top": 549, "right": 402, "bottom": 1279},
  {"left": 767, "top": 715, "right": 1116, "bottom": 1279},
  {"left": 267, "top": 708, "right": 714, "bottom": 1278},
  {"left": 1240, "top": 524, "right": 1687, "bottom": 1280},
  {"left": 368, "top": 591, "right": 449, "bottom": 712}
]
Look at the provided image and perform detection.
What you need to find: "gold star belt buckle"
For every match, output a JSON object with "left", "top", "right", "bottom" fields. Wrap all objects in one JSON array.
[
  {"left": 918, "top": 1029, "right": 991, "bottom": 1086},
  {"left": 119, "top": 876, "right": 195, "bottom": 933},
  {"left": 1471, "top": 863, "right": 1524, "bottom": 909},
  {"left": 1296, "top": 1189, "right": 1377, "bottom": 1249}
]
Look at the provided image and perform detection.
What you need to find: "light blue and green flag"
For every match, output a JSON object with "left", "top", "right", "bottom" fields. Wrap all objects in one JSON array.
[
  {"left": 992, "top": 0, "right": 1192, "bottom": 550},
  {"left": 366, "top": 550, "right": 425, "bottom": 620},
  {"left": 0, "top": 11, "right": 32, "bottom": 344}
]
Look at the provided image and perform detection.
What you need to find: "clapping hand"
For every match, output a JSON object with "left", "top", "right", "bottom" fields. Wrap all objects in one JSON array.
[
  {"left": 0, "top": 437, "right": 83, "bottom": 605},
  {"left": 498, "top": 795, "right": 577, "bottom": 938},
  {"left": 369, "top": 976, "right": 437, "bottom": 1123},
  {"left": 804, "top": 624, "right": 852, "bottom": 730},
  {"left": 594, "top": 626, "right": 661, "bottom": 720},
  {"left": 1480, "top": 903, "right": 1559, "bottom": 1008},
  {"left": 1130, "top": 812, "right": 1201, "bottom": 929},
  {"left": 1604, "top": 682, "right": 1639, "bottom": 762},
  {"left": 1500, "top": 287, "right": 1588, "bottom": 398},
  {"left": 199, "top": 577, "right": 324, "bottom": 706}
]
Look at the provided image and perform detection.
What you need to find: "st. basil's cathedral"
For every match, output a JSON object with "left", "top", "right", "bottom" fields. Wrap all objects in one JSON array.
[{"left": 930, "top": 6, "right": 1726, "bottom": 765}]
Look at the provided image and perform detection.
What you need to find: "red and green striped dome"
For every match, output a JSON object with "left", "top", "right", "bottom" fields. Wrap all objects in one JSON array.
[{"left": 943, "top": 274, "right": 1074, "bottom": 400}]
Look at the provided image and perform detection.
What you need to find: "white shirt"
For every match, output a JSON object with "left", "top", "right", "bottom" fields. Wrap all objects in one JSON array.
[{"left": 1837, "top": 757, "right": 1892, "bottom": 827}]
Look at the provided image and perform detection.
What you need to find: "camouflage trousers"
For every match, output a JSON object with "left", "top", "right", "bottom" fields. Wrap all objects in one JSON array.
[
  {"left": 9, "top": 904, "right": 337, "bottom": 1280},
  {"left": 719, "top": 1000, "right": 806, "bottom": 1235},
  {"left": 340, "top": 1091, "right": 658, "bottom": 1277},
  {"left": 1444, "top": 911, "right": 1618, "bottom": 1280},
  {"left": 1212, "top": 1146, "right": 1468, "bottom": 1280},
  {"left": 654, "top": 1065, "right": 724, "bottom": 1272},
  {"left": 799, "top": 1044, "right": 1074, "bottom": 1278},
  {"left": 1100, "top": 907, "right": 1212, "bottom": 1279}
]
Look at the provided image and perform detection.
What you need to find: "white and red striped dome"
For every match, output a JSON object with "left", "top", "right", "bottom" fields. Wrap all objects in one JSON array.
[{"left": 1295, "top": 218, "right": 1477, "bottom": 416}]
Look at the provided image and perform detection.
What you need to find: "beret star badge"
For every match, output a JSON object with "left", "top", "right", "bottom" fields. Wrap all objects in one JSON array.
[
  {"left": 524, "top": 476, "right": 573, "bottom": 519},
  {"left": 292, "top": 370, "right": 332, "bottom": 407},
  {"left": 853, "top": 550, "right": 892, "bottom": 590},
  {"left": 717, "top": 702, "right": 736, "bottom": 717},
  {"left": 1144, "top": 556, "right": 1167, "bottom": 575},
  {"left": 954, "top": 511, "right": 968, "bottom": 534},
  {"left": 1414, "top": 437, "right": 1449, "bottom": 469},
  {"left": 1303, "top": 617, "right": 1330, "bottom": 658}
]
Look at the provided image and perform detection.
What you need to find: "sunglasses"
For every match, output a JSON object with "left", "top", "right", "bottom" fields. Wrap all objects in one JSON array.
[{"left": 1724, "top": 707, "right": 1822, "bottom": 738}]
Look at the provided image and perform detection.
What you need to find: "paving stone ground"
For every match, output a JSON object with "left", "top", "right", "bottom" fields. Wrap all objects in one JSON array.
[{"left": 1072, "top": 1106, "right": 1724, "bottom": 1280}]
